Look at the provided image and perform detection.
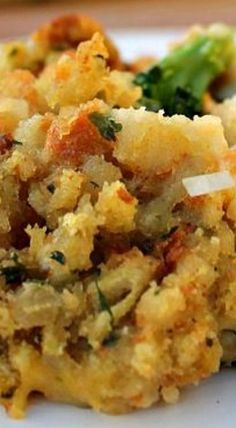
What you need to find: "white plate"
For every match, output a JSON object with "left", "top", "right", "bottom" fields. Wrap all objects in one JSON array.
[
  {"left": 0, "top": 29, "right": 235, "bottom": 428},
  {"left": 110, "top": 28, "right": 185, "bottom": 61},
  {"left": 0, "top": 370, "right": 235, "bottom": 428}
]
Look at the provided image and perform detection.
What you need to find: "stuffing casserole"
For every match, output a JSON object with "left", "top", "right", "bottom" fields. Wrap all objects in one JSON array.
[{"left": 0, "top": 14, "right": 236, "bottom": 418}]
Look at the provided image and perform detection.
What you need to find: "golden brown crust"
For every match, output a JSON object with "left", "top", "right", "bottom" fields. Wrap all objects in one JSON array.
[
  {"left": 33, "top": 14, "right": 122, "bottom": 70},
  {"left": 45, "top": 101, "right": 112, "bottom": 166}
]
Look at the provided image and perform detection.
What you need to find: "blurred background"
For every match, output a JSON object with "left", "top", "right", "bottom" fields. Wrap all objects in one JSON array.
[{"left": 0, "top": 0, "right": 236, "bottom": 39}]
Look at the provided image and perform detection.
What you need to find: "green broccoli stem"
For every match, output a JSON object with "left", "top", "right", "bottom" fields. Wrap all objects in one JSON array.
[{"left": 135, "top": 25, "right": 235, "bottom": 118}]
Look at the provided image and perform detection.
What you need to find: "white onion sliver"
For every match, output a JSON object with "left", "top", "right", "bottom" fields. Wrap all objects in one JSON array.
[{"left": 182, "top": 171, "right": 235, "bottom": 197}]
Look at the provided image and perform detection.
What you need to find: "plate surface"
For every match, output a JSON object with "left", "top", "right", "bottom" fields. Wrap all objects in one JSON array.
[{"left": 0, "top": 29, "right": 235, "bottom": 428}]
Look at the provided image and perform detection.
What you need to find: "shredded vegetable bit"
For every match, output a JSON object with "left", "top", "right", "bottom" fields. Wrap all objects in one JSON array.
[{"left": 182, "top": 171, "right": 235, "bottom": 197}]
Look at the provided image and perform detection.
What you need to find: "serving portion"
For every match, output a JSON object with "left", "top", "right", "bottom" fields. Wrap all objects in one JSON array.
[{"left": 0, "top": 14, "right": 236, "bottom": 419}]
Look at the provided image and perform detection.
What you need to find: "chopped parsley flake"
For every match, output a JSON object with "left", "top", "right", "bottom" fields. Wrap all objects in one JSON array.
[
  {"left": 0, "top": 264, "right": 26, "bottom": 285},
  {"left": 10, "top": 252, "right": 18, "bottom": 263},
  {"left": 160, "top": 226, "right": 178, "bottom": 240},
  {"left": 95, "top": 279, "right": 113, "bottom": 321},
  {"left": 47, "top": 183, "right": 56, "bottom": 194},
  {"left": 50, "top": 251, "right": 66, "bottom": 265},
  {"left": 140, "top": 239, "right": 154, "bottom": 255},
  {"left": 103, "top": 332, "right": 119, "bottom": 347},
  {"left": 12, "top": 139, "right": 23, "bottom": 146},
  {"left": 0, "top": 134, "right": 22, "bottom": 152},
  {"left": 89, "top": 112, "right": 122, "bottom": 141}
]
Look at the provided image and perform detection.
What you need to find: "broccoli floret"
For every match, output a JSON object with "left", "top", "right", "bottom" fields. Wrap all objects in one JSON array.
[{"left": 134, "top": 24, "right": 235, "bottom": 118}]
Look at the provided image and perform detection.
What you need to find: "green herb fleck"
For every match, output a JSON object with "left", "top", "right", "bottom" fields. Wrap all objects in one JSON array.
[
  {"left": 12, "top": 139, "right": 23, "bottom": 146},
  {"left": 47, "top": 183, "right": 56, "bottom": 194},
  {"left": 160, "top": 226, "right": 178, "bottom": 240},
  {"left": 50, "top": 251, "right": 66, "bottom": 265},
  {"left": 89, "top": 112, "right": 122, "bottom": 141},
  {"left": 140, "top": 239, "right": 154, "bottom": 255},
  {"left": 95, "top": 279, "right": 113, "bottom": 321},
  {"left": 10, "top": 252, "right": 18, "bottom": 263},
  {"left": 103, "top": 332, "right": 119, "bottom": 347},
  {"left": 0, "top": 264, "right": 26, "bottom": 285},
  {"left": 0, "top": 135, "right": 22, "bottom": 147}
]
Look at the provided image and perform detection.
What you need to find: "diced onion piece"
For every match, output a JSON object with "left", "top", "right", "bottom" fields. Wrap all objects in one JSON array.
[{"left": 182, "top": 171, "right": 235, "bottom": 197}]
